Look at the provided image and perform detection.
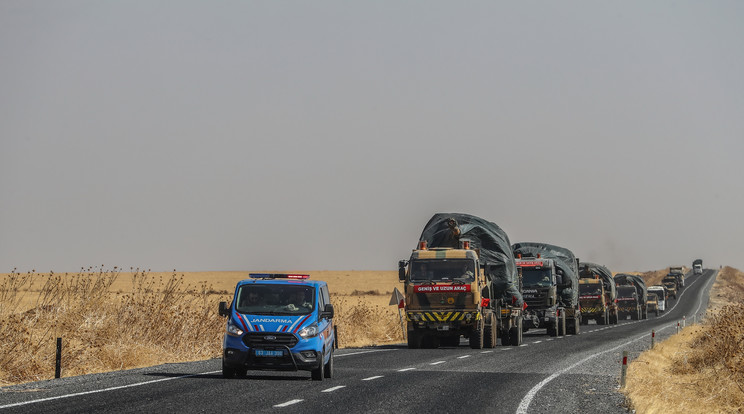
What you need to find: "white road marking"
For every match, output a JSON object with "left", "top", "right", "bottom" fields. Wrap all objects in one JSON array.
[
  {"left": 397, "top": 367, "right": 416, "bottom": 372},
  {"left": 274, "top": 399, "right": 303, "bottom": 408},
  {"left": 321, "top": 386, "right": 346, "bottom": 393},
  {"left": 430, "top": 361, "right": 446, "bottom": 365},
  {"left": 335, "top": 349, "right": 397, "bottom": 357},
  {"left": 0, "top": 370, "right": 221, "bottom": 410},
  {"left": 480, "top": 350, "right": 493, "bottom": 354},
  {"left": 457, "top": 355, "right": 471, "bottom": 359},
  {"left": 362, "top": 375, "right": 384, "bottom": 381},
  {"left": 533, "top": 341, "right": 542, "bottom": 344}
]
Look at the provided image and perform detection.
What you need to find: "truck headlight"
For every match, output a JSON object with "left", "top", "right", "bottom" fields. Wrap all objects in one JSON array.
[
  {"left": 298, "top": 322, "right": 319, "bottom": 339},
  {"left": 226, "top": 321, "right": 244, "bottom": 337}
]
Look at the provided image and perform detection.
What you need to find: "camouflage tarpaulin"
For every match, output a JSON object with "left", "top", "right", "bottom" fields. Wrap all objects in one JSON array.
[
  {"left": 614, "top": 273, "right": 648, "bottom": 304},
  {"left": 418, "top": 213, "right": 522, "bottom": 305}
]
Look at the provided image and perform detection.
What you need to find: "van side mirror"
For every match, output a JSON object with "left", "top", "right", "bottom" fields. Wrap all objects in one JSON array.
[
  {"left": 321, "top": 303, "right": 335, "bottom": 320},
  {"left": 218, "top": 301, "right": 230, "bottom": 317}
]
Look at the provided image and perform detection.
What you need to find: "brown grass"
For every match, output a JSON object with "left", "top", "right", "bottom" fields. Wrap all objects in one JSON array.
[
  {"left": 624, "top": 266, "right": 744, "bottom": 413},
  {"left": 0, "top": 268, "right": 404, "bottom": 386}
]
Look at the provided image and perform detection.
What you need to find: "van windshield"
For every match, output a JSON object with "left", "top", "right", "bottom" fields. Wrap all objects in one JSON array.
[{"left": 235, "top": 284, "right": 315, "bottom": 316}]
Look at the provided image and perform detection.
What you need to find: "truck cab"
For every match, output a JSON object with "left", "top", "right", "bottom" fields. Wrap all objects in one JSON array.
[
  {"left": 218, "top": 273, "right": 336, "bottom": 381},
  {"left": 400, "top": 242, "right": 492, "bottom": 349},
  {"left": 579, "top": 279, "right": 610, "bottom": 325},
  {"left": 616, "top": 285, "right": 641, "bottom": 320},
  {"left": 516, "top": 258, "right": 561, "bottom": 335}
]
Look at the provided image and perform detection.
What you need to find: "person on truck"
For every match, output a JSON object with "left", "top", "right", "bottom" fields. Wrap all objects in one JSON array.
[
  {"left": 442, "top": 218, "right": 461, "bottom": 248},
  {"left": 286, "top": 289, "right": 312, "bottom": 311},
  {"left": 460, "top": 264, "right": 474, "bottom": 281}
]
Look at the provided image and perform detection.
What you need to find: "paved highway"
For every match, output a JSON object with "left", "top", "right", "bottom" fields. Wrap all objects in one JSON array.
[{"left": 0, "top": 269, "right": 717, "bottom": 413}]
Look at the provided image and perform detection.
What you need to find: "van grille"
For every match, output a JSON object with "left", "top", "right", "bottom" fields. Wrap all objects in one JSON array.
[{"left": 243, "top": 332, "right": 298, "bottom": 348}]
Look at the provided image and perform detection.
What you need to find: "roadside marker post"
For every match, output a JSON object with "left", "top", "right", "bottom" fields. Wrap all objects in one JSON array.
[
  {"left": 55, "top": 337, "right": 62, "bottom": 379},
  {"left": 682, "top": 315, "right": 686, "bottom": 328},
  {"left": 651, "top": 330, "right": 655, "bottom": 349},
  {"left": 620, "top": 350, "right": 628, "bottom": 388},
  {"left": 676, "top": 321, "right": 680, "bottom": 334}
]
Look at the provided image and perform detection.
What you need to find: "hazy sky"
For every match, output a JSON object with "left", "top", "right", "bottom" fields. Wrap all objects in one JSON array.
[{"left": 2, "top": 1, "right": 743, "bottom": 273}]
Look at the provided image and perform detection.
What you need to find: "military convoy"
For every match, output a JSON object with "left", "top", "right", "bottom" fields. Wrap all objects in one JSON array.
[{"left": 614, "top": 274, "right": 648, "bottom": 320}]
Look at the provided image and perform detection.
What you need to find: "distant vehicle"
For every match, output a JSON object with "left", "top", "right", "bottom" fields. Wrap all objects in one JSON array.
[
  {"left": 693, "top": 259, "right": 703, "bottom": 275},
  {"left": 648, "top": 285, "right": 667, "bottom": 312},
  {"left": 668, "top": 266, "right": 685, "bottom": 288},
  {"left": 578, "top": 262, "right": 619, "bottom": 325},
  {"left": 662, "top": 275, "right": 679, "bottom": 300},
  {"left": 647, "top": 293, "right": 660, "bottom": 317},
  {"left": 616, "top": 285, "right": 641, "bottom": 320},
  {"left": 218, "top": 273, "right": 336, "bottom": 381},
  {"left": 614, "top": 274, "right": 648, "bottom": 319}
]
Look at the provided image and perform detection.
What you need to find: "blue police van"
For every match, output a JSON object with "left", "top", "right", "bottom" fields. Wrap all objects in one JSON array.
[{"left": 218, "top": 273, "right": 336, "bottom": 380}]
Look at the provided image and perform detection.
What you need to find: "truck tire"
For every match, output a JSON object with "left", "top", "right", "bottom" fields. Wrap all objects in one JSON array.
[
  {"left": 547, "top": 323, "right": 558, "bottom": 337},
  {"left": 469, "top": 328, "right": 484, "bottom": 349},
  {"left": 568, "top": 317, "right": 580, "bottom": 335},
  {"left": 509, "top": 318, "right": 522, "bottom": 346},
  {"left": 501, "top": 328, "right": 511, "bottom": 346},
  {"left": 631, "top": 308, "right": 639, "bottom": 320},
  {"left": 642, "top": 308, "right": 648, "bottom": 320},
  {"left": 484, "top": 321, "right": 496, "bottom": 348},
  {"left": 611, "top": 312, "right": 618, "bottom": 324},
  {"left": 656, "top": 309, "right": 660, "bottom": 317},
  {"left": 222, "top": 362, "right": 236, "bottom": 379},
  {"left": 407, "top": 330, "right": 422, "bottom": 349},
  {"left": 558, "top": 313, "right": 566, "bottom": 336}
]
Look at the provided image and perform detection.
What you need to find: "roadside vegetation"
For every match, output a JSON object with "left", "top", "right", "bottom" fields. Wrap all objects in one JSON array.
[{"left": 624, "top": 266, "right": 744, "bottom": 413}]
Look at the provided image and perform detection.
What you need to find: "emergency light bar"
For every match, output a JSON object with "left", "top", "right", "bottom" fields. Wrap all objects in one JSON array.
[{"left": 249, "top": 273, "right": 310, "bottom": 279}]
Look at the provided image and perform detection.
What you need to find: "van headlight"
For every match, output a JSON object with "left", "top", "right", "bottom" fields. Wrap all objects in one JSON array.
[
  {"left": 298, "top": 322, "right": 319, "bottom": 339},
  {"left": 226, "top": 321, "right": 244, "bottom": 337}
]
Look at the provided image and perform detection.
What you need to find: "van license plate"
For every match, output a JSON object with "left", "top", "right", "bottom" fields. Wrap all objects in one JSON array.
[{"left": 255, "top": 350, "right": 283, "bottom": 357}]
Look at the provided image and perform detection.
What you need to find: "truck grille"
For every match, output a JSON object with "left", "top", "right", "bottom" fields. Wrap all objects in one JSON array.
[{"left": 243, "top": 332, "right": 298, "bottom": 348}]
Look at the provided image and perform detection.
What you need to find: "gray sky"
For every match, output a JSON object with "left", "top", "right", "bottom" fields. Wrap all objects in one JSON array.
[{"left": 2, "top": 1, "right": 743, "bottom": 273}]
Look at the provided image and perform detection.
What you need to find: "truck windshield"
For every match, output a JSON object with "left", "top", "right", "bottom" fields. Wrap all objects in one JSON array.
[
  {"left": 579, "top": 284, "right": 602, "bottom": 296},
  {"left": 522, "top": 268, "right": 553, "bottom": 288},
  {"left": 410, "top": 259, "right": 475, "bottom": 282},
  {"left": 617, "top": 286, "right": 636, "bottom": 299},
  {"left": 235, "top": 284, "right": 315, "bottom": 315}
]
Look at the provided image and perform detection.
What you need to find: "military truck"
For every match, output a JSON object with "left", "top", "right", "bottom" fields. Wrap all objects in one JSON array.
[
  {"left": 647, "top": 292, "right": 660, "bottom": 317},
  {"left": 514, "top": 257, "right": 563, "bottom": 336},
  {"left": 512, "top": 242, "right": 581, "bottom": 335},
  {"left": 662, "top": 274, "right": 679, "bottom": 300},
  {"left": 647, "top": 285, "right": 667, "bottom": 313},
  {"left": 668, "top": 266, "right": 685, "bottom": 289},
  {"left": 615, "top": 285, "right": 641, "bottom": 320},
  {"left": 692, "top": 259, "right": 703, "bottom": 275},
  {"left": 399, "top": 213, "right": 524, "bottom": 349},
  {"left": 614, "top": 274, "right": 648, "bottom": 319},
  {"left": 578, "top": 262, "right": 618, "bottom": 325}
]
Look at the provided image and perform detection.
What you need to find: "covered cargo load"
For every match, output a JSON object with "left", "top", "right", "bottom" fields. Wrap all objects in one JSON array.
[
  {"left": 419, "top": 213, "right": 522, "bottom": 305},
  {"left": 511, "top": 242, "right": 578, "bottom": 308}
]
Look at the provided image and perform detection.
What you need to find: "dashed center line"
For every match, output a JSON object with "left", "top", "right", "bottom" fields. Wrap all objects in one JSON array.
[
  {"left": 457, "top": 355, "right": 471, "bottom": 359},
  {"left": 397, "top": 367, "right": 416, "bottom": 372},
  {"left": 321, "top": 386, "right": 346, "bottom": 393},
  {"left": 274, "top": 399, "right": 303, "bottom": 408},
  {"left": 430, "top": 361, "right": 446, "bottom": 365},
  {"left": 480, "top": 350, "right": 493, "bottom": 354},
  {"left": 533, "top": 341, "right": 542, "bottom": 344},
  {"left": 362, "top": 375, "right": 384, "bottom": 381}
]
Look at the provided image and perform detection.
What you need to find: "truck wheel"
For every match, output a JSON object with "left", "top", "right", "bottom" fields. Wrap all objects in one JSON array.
[
  {"left": 656, "top": 310, "right": 660, "bottom": 317},
  {"left": 484, "top": 321, "right": 496, "bottom": 348},
  {"left": 570, "top": 317, "right": 580, "bottom": 335},
  {"left": 631, "top": 308, "right": 639, "bottom": 320},
  {"left": 643, "top": 308, "right": 648, "bottom": 320},
  {"left": 509, "top": 318, "right": 522, "bottom": 346},
  {"left": 558, "top": 313, "right": 566, "bottom": 336},
  {"left": 311, "top": 357, "right": 324, "bottom": 381},
  {"left": 501, "top": 329, "right": 510, "bottom": 346},
  {"left": 323, "top": 349, "right": 334, "bottom": 378},
  {"left": 407, "top": 330, "right": 422, "bottom": 349},
  {"left": 469, "top": 320, "right": 484, "bottom": 349},
  {"left": 611, "top": 313, "right": 618, "bottom": 324},
  {"left": 547, "top": 324, "right": 557, "bottom": 337}
]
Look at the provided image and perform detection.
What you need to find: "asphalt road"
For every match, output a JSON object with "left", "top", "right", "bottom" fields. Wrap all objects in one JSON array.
[{"left": 0, "top": 269, "right": 718, "bottom": 414}]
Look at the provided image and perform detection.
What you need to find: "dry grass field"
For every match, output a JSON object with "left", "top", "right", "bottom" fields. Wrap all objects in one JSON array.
[
  {"left": 624, "top": 266, "right": 744, "bottom": 413},
  {"left": 0, "top": 268, "right": 403, "bottom": 386}
]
